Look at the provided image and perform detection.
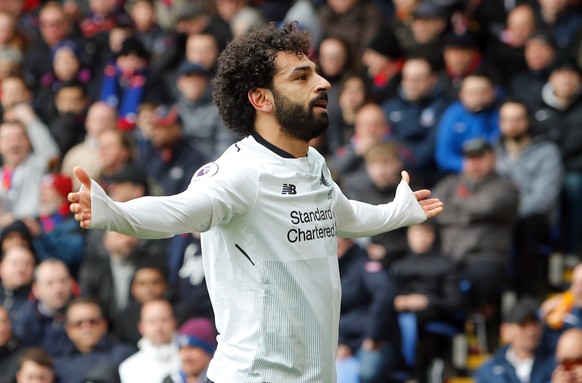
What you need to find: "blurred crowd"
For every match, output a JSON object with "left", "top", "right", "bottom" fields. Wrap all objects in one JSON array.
[{"left": 1, "top": 0, "right": 582, "bottom": 382}]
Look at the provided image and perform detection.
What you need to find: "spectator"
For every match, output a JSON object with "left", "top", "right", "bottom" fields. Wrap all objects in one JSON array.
[
  {"left": 342, "top": 142, "right": 410, "bottom": 267},
  {"left": 435, "top": 71, "right": 501, "bottom": 173},
  {"left": 0, "top": 75, "right": 31, "bottom": 117},
  {"left": 0, "top": 305, "right": 24, "bottom": 383},
  {"left": 433, "top": 138, "right": 519, "bottom": 333},
  {"left": 440, "top": 31, "right": 484, "bottom": 100},
  {"left": 15, "top": 347, "right": 55, "bottom": 383},
  {"left": 382, "top": 55, "right": 451, "bottom": 187},
  {"left": 534, "top": 0, "right": 582, "bottom": 54},
  {"left": 112, "top": 263, "right": 169, "bottom": 347},
  {"left": 391, "top": 221, "right": 462, "bottom": 379},
  {"left": 184, "top": 32, "right": 221, "bottom": 74},
  {"left": 474, "top": 297, "right": 555, "bottom": 383},
  {"left": 98, "top": 36, "right": 169, "bottom": 130},
  {"left": 163, "top": 318, "right": 217, "bottom": 383},
  {"left": 509, "top": 32, "right": 557, "bottom": 108},
  {"left": 167, "top": 233, "right": 213, "bottom": 324},
  {"left": 0, "top": 218, "right": 33, "bottom": 253},
  {"left": 360, "top": 28, "right": 404, "bottom": 103},
  {"left": 54, "top": 297, "right": 135, "bottom": 383},
  {"left": 46, "top": 82, "right": 88, "bottom": 156},
  {"left": 0, "top": 245, "right": 35, "bottom": 320},
  {"left": 484, "top": 4, "right": 536, "bottom": 85},
  {"left": 79, "top": 0, "right": 127, "bottom": 39},
  {"left": 97, "top": 128, "right": 133, "bottom": 185},
  {"left": 335, "top": 237, "right": 400, "bottom": 383},
  {"left": 175, "top": 61, "right": 237, "bottom": 162},
  {"left": 135, "top": 104, "right": 206, "bottom": 195},
  {"left": 12, "top": 259, "right": 74, "bottom": 356},
  {"left": 330, "top": 103, "right": 391, "bottom": 180},
  {"left": 118, "top": 299, "right": 180, "bottom": 383},
  {"left": 494, "top": 99, "right": 563, "bottom": 298},
  {"left": 22, "top": 173, "right": 85, "bottom": 275},
  {"left": 60, "top": 101, "right": 117, "bottom": 189},
  {"left": 318, "top": 0, "right": 387, "bottom": 63},
  {"left": 406, "top": 1, "right": 449, "bottom": 68},
  {"left": 552, "top": 328, "right": 582, "bottom": 383},
  {"left": 530, "top": 56, "right": 582, "bottom": 258}
]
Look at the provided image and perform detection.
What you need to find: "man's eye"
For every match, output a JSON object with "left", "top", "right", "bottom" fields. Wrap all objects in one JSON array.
[{"left": 297, "top": 74, "right": 307, "bottom": 80}]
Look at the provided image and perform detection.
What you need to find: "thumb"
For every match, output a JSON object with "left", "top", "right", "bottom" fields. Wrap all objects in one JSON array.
[
  {"left": 73, "top": 166, "right": 91, "bottom": 191},
  {"left": 400, "top": 170, "right": 410, "bottom": 184}
]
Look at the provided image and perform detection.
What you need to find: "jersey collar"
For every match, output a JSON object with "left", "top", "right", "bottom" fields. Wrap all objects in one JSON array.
[{"left": 251, "top": 132, "right": 296, "bottom": 159}]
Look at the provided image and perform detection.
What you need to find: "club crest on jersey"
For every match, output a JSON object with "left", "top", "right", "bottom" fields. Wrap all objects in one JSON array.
[{"left": 193, "top": 163, "right": 219, "bottom": 179}]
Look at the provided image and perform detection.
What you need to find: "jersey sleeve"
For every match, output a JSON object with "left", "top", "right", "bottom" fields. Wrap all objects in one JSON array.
[
  {"left": 334, "top": 180, "right": 426, "bottom": 238},
  {"left": 90, "top": 159, "right": 259, "bottom": 239}
]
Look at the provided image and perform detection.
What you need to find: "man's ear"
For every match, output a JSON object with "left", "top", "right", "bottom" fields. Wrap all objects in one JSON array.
[{"left": 248, "top": 88, "right": 274, "bottom": 113}]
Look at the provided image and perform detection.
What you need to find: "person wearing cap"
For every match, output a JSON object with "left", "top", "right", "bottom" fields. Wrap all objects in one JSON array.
[
  {"left": 163, "top": 318, "right": 217, "bottom": 383},
  {"left": 494, "top": 98, "right": 563, "bottom": 299},
  {"left": 68, "top": 23, "right": 443, "bottom": 382},
  {"left": 529, "top": 55, "right": 582, "bottom": 260},
  {"left": 435, "top": 70, "right": 501, "bottom": 173},
  {"left": 509, "top": 32, "right": 557, "bottom": 109},
  {"left": 433, "top": 137, "right": 518, "bottom": 332},
  {"left": 474, "top": 298, "right": 555, "bottom": 383},
  {"left": 552, "top": 328, "right": 582, "bottom": 383},
  {"left": 135, "top": 104, "right": 206, "bottom": 195},
  {"left": 20, "top": 173, "right": 85, "bottom": 276},
  {"left": 408, "top": 1, "right": 449, "bottom": 68},
  {"left": 175, "top": 60, "right": 237, "bottom": 162},
  {"left": 99, "top": 36, "right": 169, "bottom": 130},
  {"left": 382, "top": 55, "right": 451, "bottom": 187},
  {"left": 441, "top": 31, "right": 484, "bottom": 99}
]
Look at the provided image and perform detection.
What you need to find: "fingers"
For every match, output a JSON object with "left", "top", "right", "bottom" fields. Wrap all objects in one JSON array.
[
  {"left": 413, "top": 189, "right": 431, "bottom": 201},
  {"left": 418, "top": 198, "right": 444, "bottom": 219},
  {"left": 73, "top": 166, "right": 91, "bottom": 191},
  {"left": 400, "top": 170, "right": 410, "bottom": 184}
]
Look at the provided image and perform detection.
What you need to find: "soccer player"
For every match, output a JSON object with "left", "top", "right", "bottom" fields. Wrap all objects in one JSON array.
[{"left": 68, "top": 22, "right": 443, "bottom": 383}]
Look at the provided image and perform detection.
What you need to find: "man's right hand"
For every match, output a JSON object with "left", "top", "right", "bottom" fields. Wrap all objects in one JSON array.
[{"left": 68, "top": 166, "right": 92, "bottom": 229}]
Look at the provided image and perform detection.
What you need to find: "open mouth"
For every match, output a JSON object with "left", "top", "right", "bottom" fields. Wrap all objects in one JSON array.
[{"left": 312, "top": 99, "right": 328, "bottom": 110}]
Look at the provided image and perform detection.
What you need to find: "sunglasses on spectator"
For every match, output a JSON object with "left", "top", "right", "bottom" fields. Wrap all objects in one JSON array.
[
  {"left": 67, "top": 317, "right": 102, "bottom": 328},
  {"left": 559, "top": 357, "right": 582, "bottom": 371}
]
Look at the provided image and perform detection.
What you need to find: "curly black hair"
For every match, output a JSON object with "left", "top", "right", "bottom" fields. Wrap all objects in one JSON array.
[{"left": 212, "top": 22, "right": 311, "bottom": 136}]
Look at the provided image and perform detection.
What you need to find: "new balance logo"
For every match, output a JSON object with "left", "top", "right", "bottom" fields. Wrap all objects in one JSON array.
[{"left": 281, "top": 183, "right": 297, "bottom": 195}]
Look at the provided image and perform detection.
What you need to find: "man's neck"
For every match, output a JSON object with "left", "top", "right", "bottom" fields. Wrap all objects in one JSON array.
[{"left": 254, "top": 119, "right": 309, "bottom": 158}]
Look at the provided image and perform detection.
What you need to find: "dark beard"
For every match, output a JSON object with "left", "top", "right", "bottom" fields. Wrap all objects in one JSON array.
[{"left": 271, "top": 87, "right": 328, "bottom": 142}]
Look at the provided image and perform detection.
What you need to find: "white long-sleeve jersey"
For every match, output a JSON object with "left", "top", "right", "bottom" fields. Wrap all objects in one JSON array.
[{"left": 89, "top": 135, "right": 426, "bottom": 383}]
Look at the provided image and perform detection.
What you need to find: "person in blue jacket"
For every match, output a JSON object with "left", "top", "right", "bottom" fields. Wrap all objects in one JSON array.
[{"left": 474, "top": 297, "right": 555, "bottom": 383}]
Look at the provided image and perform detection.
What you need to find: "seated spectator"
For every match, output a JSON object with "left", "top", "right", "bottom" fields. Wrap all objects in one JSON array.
[
  {"left": 433, "top": 138, "right": 519, "bottom": 344},
  {"left": 435, "top": 71, "right": 501, "bottom": 173},
  {"left": 406, "top": 1, "right": 449, "bottom": 69},
  {"left": 508, "top": 32, "right": 556, "bottom": 109},
  {"left": 382, "top": 55, "right": 451, "bottom": 187},
  {"left": 175, "top": 61, "right": 237, "bottom": 162},
  {"left": 60, "top": 101, "right": 117, "bottom": 189},
  {"left": 12, "top": 259, "right": 74, "bottom": 356},
  {"left": 167, "top": 233, "right": 213, "bottom": 325},
  {"left": 15, "top": 347, "right": 55, "bottom": 383},
  {"left": 134, "top": 104, "right": 205, "bottom": 196},
  {"left": 112, "top": 263, "right": 169, "bottom": 346},
  {"left": 99, "top": 36, "right": 168, "bottom": 130},
  {"left": 391, "top": 221, "right": 462, "bottom": 379},
  {"left": 474, "top": 297, "right": 555, "bottom": 383},
  {"left": 341, "top": 142, "right": 410, "bottom": 267},
  {"left": 118, "top": 299, "right": 180, "bottom": 383},
  {"left": 54, "top": 297, "right": 135, "bottom": 383},
  {"left": 0, "top": 103, "right": 60, "bottom": 228},
  {"left": 494, "top": 99, "right": 563, "bottom": 298},
  {"left": 0, "top": 245, "right": 35, "bottom": 320},
  {"left": 0, "top": 305, "right": 24, "bottom": 383},
  {"left": 329, "top": 103, "right": 391, "bottom": 180},
  {"left": 163, "top": 318, "right": 217, "bottom": 383},
  {"left": 335, "top": 237, "right": 399, "bottom": 383},
  {"left": 552, "top": 328, "right": 582, "bottom": 382},
  {"left": 21, "top": 173, "right": 85, "bottom": 275},
  {"left": 184, "top": 33, "right": 220, "bottom": 73}
]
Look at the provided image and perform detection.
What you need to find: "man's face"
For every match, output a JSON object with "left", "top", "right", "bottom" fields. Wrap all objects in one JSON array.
[
  {"left": 366, "top": 157, "right": 402, "bottom": 189},
  {"left": 65, "top": 304, "right": 107, "bottom": 352},
  {"left": 505, "top": 320, "right": 542, "bottom": 354},
  {"left": 185, "top": 35, "right": 218, "bottom": 70},
  {"left": 177, "top": 74, "right": 209, "bottom": 101},
  {"left": 412, "top": 17, "right": 447, "bottom": 44},
  {"left": 318, "top": 38, "right": 348, "bottom": 77},
  {"left": 462, "top": 151, "right": 496, "bottom": 180},
  {"left": 361, "top": 48, "right": 391, "bottom": 78},
  {"left": 180, "top": 346, "right": 212, "bottom": 378},
  {"left": 402, "top": 59, "right": 435, "bottom": 102},
  {"left": 131, "top": 268, "right": 167, "bottom": 304},
  {"left": 53, "top": 47, "right": 79, "bottom": 82},
  {"left": 15, "top": 361, "right": 54, "bottom": 383},
  {"left": 459, "top": 76, "right": 495, "bottom": 113},
  {"left": 39, "top": 182, "right": 65, "bottom": 217},
  {"left": 525, "top": 39, "right": 555, "bottom": 71},
  {"left": 139, "top": 301, "right": 176, "bottom": 345},
  {"left": 1, "top": 78, "right": 30, "bottom": 109},
  {"left": 39, "top": 7, "right": 69, "bottom": 46},
  {"left": 443, "top": 46, "right": 476, "bottom": 75},
  {"left": 97, "top": 130, "right": 129, "bottom": 170},
  {"left": 0, "top": 246, "right": 35, "bottom": 289},
  {"left": 269, "top": 53, "right": 330, "bottom": 142},
  {"left": 0, "top": 122, "right": 30, "bottom": 167},
  {"left": 55, "top": 87, "right": 85, "bottom": 114},
  {"left": 499, "top": 103, "right": 529, "bottom": 140},
  {"left": 33, "top": 263, "right": 72, "bottom": 311},
  {"left": 550, "top": 68, "right": 582, "bottom": 99},
  {"left": 85, "top": 103, "right": 117, "bottom": 138}
]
